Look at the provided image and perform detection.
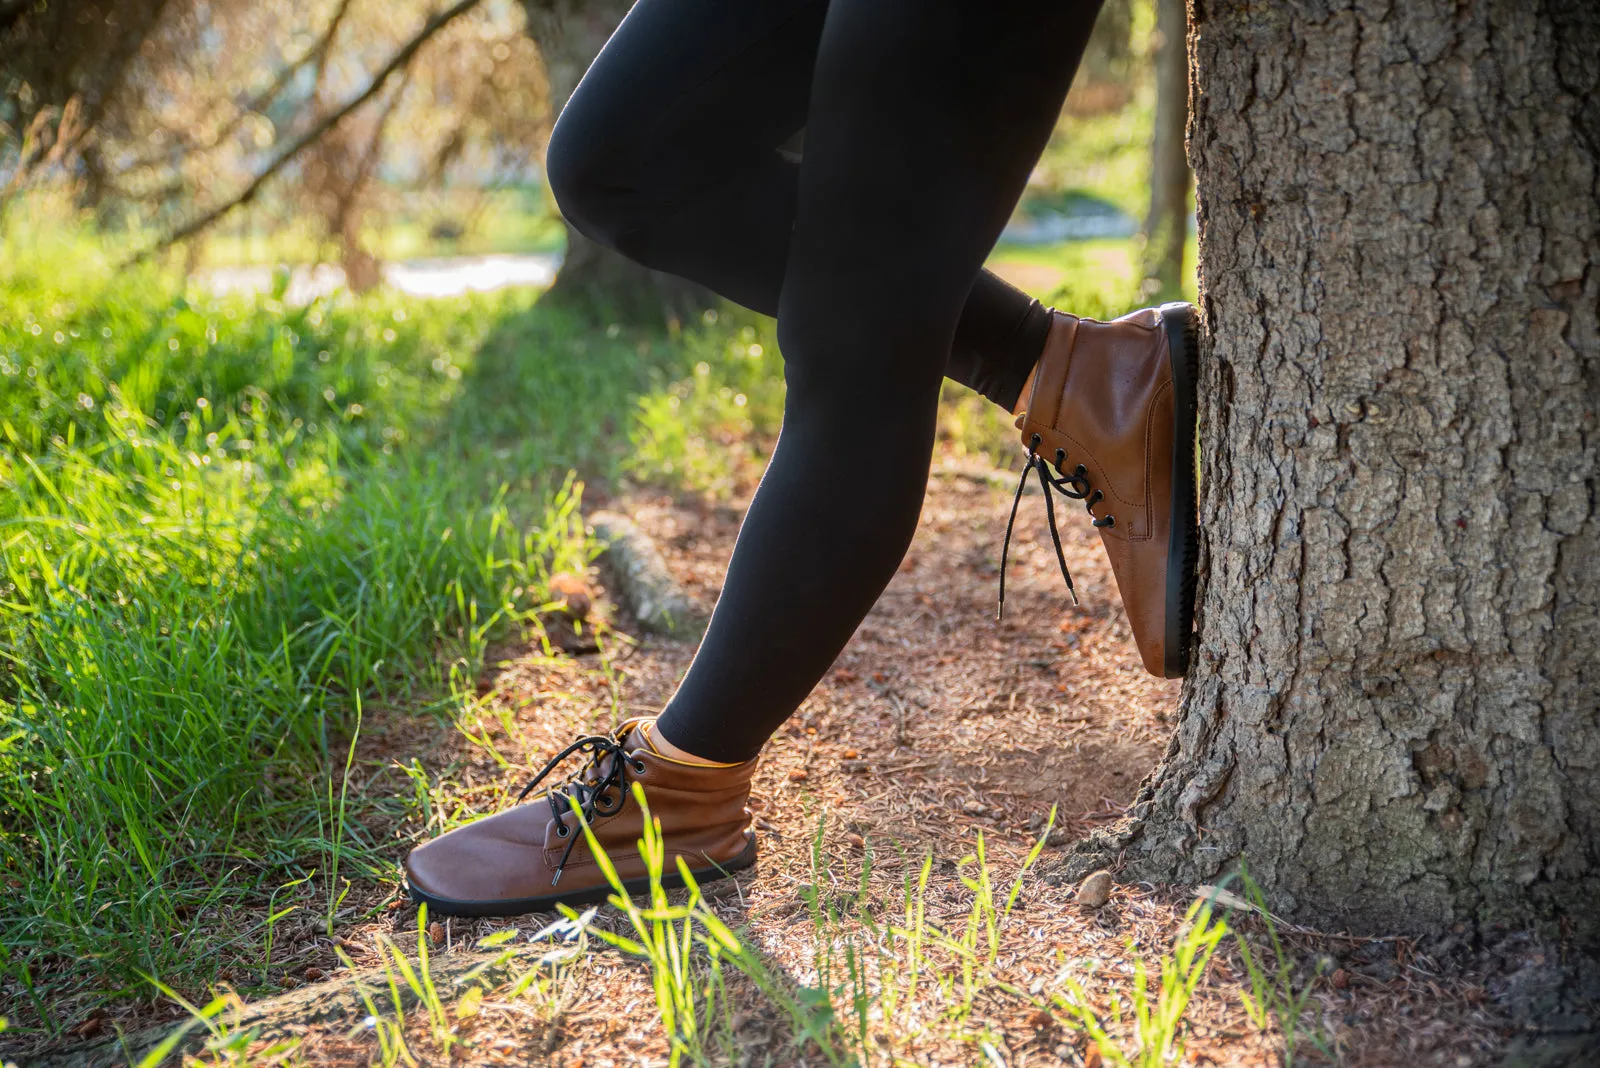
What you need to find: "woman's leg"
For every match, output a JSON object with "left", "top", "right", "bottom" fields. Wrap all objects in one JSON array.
[
  {"left": 653, "top": 0, "right": 1102, "bottom": 762},
  {"left": 406, "top": 0, "right": 1111, "bottom": 917},
  {"left": 545, "top": 0, "right": 1084, "bottom": 411}
]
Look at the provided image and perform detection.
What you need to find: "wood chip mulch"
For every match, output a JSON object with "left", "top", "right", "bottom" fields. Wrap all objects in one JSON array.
[{"left": 23, "top": 463, "right": 1537, "bottom": 1068}]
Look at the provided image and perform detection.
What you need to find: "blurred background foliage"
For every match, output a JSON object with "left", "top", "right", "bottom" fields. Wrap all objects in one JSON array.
[
  {"left": 1, "top": 0, "right": 1189, "bottom": 307},
  {"left": 2, "top": 0, "right": 551, "bottom": 282}
]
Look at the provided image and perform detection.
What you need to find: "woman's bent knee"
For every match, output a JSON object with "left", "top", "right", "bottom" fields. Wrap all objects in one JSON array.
[{"left": 545, "top": 109, "right": 641, "bottom": 252}]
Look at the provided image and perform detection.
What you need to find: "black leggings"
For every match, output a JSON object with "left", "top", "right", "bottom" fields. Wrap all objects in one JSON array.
[{"left": 548, "top": 0, "right": 1102, "bottom": 761}]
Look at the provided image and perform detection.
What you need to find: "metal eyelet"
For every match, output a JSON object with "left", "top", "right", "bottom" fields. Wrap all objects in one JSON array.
[
  {"left": 632, "top": 759, "right": 647, "bottom": 775},
  {"left": 555, "top": 822, "right": 570, "bottom": 838}
]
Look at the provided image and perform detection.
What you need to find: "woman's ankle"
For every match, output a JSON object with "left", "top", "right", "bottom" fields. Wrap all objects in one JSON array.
[
  {"left": 1012, "top": 361, "right": 1040, "bottom": 416},
  {"left": 647, "top": 719, "right": 722, "bottom": 765}
]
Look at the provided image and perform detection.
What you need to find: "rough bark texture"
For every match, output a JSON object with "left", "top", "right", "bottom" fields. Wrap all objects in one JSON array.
[
  {"left": 1141, "top": 0, "right": 1191, "bottom": 298},
  {"left": 520, "top": 0, "right": 716, "bottom": 327},
  {"left": 1073, "top": 1, "right": 1600, "bottom": 944}
]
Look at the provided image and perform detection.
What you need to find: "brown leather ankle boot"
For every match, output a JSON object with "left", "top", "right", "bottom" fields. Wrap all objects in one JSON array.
[
  {"left": 405, "top": 718, "right": 758, "bottom": 917},
  {"left": 1003, "top": 302, "right": 1199, "bottom": 678}
]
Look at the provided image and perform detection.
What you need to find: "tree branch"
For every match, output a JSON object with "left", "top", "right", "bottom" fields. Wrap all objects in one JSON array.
[
  {"left": 125, "top": 0, "right": 485, "bottom": 266},
  {"left": 122, "top": 0, "right": 358, "bottom": 176}
]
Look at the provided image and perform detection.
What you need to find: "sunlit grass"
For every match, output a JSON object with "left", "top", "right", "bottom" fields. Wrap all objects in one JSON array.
[
  {"left": 1032, "top": 81, "right": 1158, "bottom": 223},
  {"left": 0, "top": 216, "right": 765, "bottom": 1033},
  {"left": 131, "top": 790, "right": 1320, "bottom": 1066}
]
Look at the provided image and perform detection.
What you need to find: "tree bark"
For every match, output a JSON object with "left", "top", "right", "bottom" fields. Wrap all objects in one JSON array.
[
  {"left": 1140, "top": 0, "right": 1190, "bottom": 300},
  {"left": 1073, "top": 1, "right": 1600, "bottom": 944},
  {"left": 520, "top": 0, "right": 716, "bottom": 327}
]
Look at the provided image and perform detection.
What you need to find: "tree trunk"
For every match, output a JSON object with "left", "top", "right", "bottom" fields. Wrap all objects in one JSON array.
[
  {"left": 1073, "top": 1, "right": 1600, "bottom": 944},
  {"left": 520, "top": 0, "right": 716, "bottom": 328},
  {"left": 1140, "top": 0, "right": 1189, "bottom": 300}
]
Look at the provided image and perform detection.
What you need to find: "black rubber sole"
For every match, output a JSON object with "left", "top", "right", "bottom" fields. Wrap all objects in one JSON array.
[
  {"left": 1158, "top": 302, "right": 1200, "bottom": 678},
  {"left": 408, "top": 834, "right": 759, "bottom": 918}
]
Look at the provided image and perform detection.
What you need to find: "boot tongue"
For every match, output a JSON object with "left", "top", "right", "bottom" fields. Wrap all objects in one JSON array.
[
  {"left": 579, "top": 721, "right": 652, "bottom": 786},
  {"left": 623, "top": 720, "right": 658, "bottom": 755}
]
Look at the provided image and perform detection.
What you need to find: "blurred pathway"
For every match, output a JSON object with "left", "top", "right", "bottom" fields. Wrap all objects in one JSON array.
[{"left": 199, "top": 252, "right": 561, "bottom": 303}]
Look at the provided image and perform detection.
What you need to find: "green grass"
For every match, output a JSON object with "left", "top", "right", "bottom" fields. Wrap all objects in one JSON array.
[
  {"left": 232, "top": 792, "right": 1264, "bottom": 1068},
  {"left": 568, "top": 802, "right": 1313, "bottom": 1068},
  {"left": 0, "top": 210, "right": 779, "bottom": 1038},
  {"left": 1029, "top": 83, "right": 1158, "bottom": 224},
  {"left": 131, "top": 802, "right": 1326, "bottom": 1066}
]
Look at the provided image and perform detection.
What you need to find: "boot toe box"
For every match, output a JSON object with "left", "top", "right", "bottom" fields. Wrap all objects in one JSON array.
[{"left": 405, "top": 809, "right": 552, "bottom": 906}]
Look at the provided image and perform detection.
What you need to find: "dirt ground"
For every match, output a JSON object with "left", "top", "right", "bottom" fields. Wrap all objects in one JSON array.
[{"left": 33, "top": 465, "right": 1551, "bottom": 1067}]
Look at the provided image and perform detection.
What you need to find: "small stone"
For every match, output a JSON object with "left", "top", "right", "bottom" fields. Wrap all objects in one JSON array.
[
  {"left": 1083, "top": 1044, "right": 1104, "bottom": 1068},
  {"left": 961, "top": 799, "right": 988, "bottom": 816},
  {"left": 1025, "top": 1008, "right": 1053, "bottom": 1029},
  {"left": 846, "top": 833, "right": 865, "bottom": 850},
  {"left": 1357, "top": 958, "right": 1398, "bottom": 982},
  {"left": 427, "top": 921, "right": 445, "bottom": 945},
  {"left": 1332, "top": 968, "right": 1350, "bottom": 989},
  {"left": 549, "top": 572, "right": 592, "bottom": 620},
  {"left": 842, "top": 748, "right": 859, "bottom": 759},
  {"left": 840, "top": 759, "right": 869, "bottom": 773},
  {"left": 1076, "top": 870, "right": 1113, "bottom": 908},
  {"left": 1046, "top": 827, "right": 1072, "bottom": 847},
  {"left": 788, "top": 768, "right": 809, "bottom": 781},
  {"left": 303, "top": 966, "right": 325, "bottom": 981}
]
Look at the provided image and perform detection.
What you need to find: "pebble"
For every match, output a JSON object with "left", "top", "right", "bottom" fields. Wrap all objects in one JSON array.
[
  {"left": 548, "top": 572, "right": 592, "bottom": 620},
  {"left": 961, "top": 799, "right": 988, "bottom": 816},
  {"left": 846, "top": 833, "right": 865, "bottom": 850},
  {"left": 1076, "top": 870, "right": 1113, "bottom": 908},
  {"left": 787, "top": 768, "right": 809, "bottom": 781}
]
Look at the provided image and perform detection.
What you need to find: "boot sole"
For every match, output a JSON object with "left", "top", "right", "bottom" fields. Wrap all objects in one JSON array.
[
  {"left": 1159, "top": 302, "right": 1200, "bottom": 678},
  {"left": 407, "top": 833, "right": 759, "bottom": 918}
]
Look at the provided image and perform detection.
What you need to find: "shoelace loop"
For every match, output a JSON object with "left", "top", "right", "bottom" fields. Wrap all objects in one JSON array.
[
  {"left": 515, "top": 731, "right": 640, "bottom": 886},
  {"left": 997, "top": 432, "right": 1115, "bottom": 620}
]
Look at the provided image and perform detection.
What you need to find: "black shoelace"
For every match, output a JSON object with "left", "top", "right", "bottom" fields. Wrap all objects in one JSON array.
[
  {"left": 515, "top": 731, "right": 645, "bottom": 886},
  {"left": 997, "top": 432, "right": 1115, "bottom": 621}
]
